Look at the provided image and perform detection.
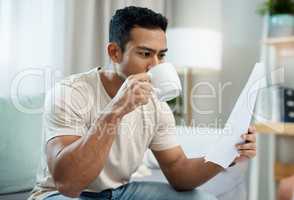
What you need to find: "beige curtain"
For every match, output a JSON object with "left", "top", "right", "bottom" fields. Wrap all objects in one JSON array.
[
  {"left": 0, "top": 0, "right": 63, "bottom": 96},
  {"left": 0, "top": 0, "right": 172, "bottom": 97},
  {"left": 63, "top": 0, "right": 173, "bottom": 76}
]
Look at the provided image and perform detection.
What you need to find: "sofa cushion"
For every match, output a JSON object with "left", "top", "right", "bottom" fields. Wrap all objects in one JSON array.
[
  {"left": 0, "top": 94, "right": 44, "bottom": 194},
  {"left": 0, "top": 191, "right": 31, "bottom": 200}
]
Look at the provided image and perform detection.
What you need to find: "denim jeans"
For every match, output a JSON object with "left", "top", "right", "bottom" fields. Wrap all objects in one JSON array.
[{"left": 44, "top": 181, "right": 217, "bottom": 200}]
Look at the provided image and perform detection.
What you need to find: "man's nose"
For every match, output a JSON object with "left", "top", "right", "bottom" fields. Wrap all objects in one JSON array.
[{"left": 147, "top": 56, "right": 160, "bottom": 70}]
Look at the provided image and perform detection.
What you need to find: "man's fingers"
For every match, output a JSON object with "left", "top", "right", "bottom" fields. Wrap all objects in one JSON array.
[
  {"left": 238, "top": 150, "right": 256, "bottom": 158},
  {"left": 248, "top": 126, "right": 256, "bottom": 133},
  {"left": 241, "top": 133, "right": 256, "bottom": 142},
  {"left": 234, "top": 155, "right": 248, "bottom": 163},
  {"left": 236, "top": 143, "right": 256, "bottom": 150},
  {"left": 129, "top": 73, "right": 151, "bottom": 82},
  {"left": 235, "top": 127, "right": 257, "bottom": 163},
  {"left": 132, "top": 82, "right": 152, "bottom": 96},
  {"left": 139, "top": 82, "right": 153, "bottom": 92},
  {"left": 135, "top": 92, "right": 151, "bottom": 106}
]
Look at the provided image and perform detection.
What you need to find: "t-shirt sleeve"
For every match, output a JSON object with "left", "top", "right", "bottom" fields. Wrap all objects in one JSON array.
[
  {"left": 43, "top": 82, "right": 89, "bottom": 142},
  {"left": 149, "top": 101, "right": 179, "bottom": 151}
]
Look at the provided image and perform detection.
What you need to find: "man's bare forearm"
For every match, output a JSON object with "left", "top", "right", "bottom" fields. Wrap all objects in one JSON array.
[
  {"left": 51, "top": 109, "right": 122, "bottom": 197},
  {"left": 164, "top": 157, "right": 224, "bottom": 191},
  {"left": 49, "top": 72, "right": 152, "bottom": 197}
]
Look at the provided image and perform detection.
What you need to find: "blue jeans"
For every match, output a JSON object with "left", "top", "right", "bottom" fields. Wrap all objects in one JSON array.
[{"left": 44, "top": 181, "right": 217, "bottom": 200}]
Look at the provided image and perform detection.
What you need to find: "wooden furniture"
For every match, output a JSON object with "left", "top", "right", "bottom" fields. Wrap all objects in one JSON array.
[
  {"left": 255, "top": 121, "right": 294, "bottom": 181},
  {"left": 260, "top": 36, "right": 294, "bottom": 183},
  {"left": 275, "top": 162, "right": 294, "bottom": 181},
  {"left": 264, "top": 36, "right": 294, "bottom": 46},
  {"left": 264, "top": 36, "right": 294, "bottom": 86},
  {"left": 255, "top": 122, "right": 294, "bottom": 136}
]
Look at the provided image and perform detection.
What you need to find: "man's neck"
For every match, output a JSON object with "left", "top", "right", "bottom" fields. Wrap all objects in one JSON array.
[{"left": 100, "top": 70, "right": 125, "bottom": 99}]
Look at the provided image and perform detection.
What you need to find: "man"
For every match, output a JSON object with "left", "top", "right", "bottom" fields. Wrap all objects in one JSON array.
[{"left": 29, "top": 6, "right": 257, "bottom": 200}]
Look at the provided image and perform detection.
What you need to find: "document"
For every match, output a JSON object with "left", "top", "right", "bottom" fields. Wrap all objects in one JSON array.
[{"left": 204, "top": 63, "right": 266, "bottom": 168}]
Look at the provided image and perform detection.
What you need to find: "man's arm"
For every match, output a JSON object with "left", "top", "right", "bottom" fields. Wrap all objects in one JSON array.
[
  {"left": 153, "top": 127, "right": 257, "bottom": 191},
  {"left": 152, "top": 146, "right": 223, "bottom": 191},
  {"left": 46, "top": 73, "right": 152, "bottom": 197},
  {"left": 47, "top": 112, "right": 120, "bottom": 198}
]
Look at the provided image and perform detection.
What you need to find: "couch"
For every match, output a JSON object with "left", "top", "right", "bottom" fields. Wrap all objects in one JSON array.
[{"left": 0, "top": 95, "right": 249, "bottom": 200}]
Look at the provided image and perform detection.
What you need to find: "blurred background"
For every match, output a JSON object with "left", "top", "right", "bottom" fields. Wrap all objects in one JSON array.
[{"left": 0, "top": 0, "right": 294, "bottom": 200}]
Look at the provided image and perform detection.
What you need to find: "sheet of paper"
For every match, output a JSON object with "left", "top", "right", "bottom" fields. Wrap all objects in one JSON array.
[{"left": 204, "top": 63, "right": 267, "bottom": 168}]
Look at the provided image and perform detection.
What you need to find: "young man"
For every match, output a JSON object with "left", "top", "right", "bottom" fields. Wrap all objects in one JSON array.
[{"left": 29, "top": 6, "right": 257, "bottom": 200}]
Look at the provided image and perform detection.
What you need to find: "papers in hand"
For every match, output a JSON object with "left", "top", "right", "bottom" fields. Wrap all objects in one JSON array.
[{"left": 204, "top": 63, "right": 266, "bottom": 168}]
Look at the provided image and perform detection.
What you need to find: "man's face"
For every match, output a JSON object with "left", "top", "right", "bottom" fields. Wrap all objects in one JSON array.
[{"left": 117, "top": 27, "right": 167, "bottom": 77}]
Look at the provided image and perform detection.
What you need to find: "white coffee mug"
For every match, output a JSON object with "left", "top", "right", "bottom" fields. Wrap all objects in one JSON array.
[{"left": 147, "top": 62, "right": 182, "bottom": 102}]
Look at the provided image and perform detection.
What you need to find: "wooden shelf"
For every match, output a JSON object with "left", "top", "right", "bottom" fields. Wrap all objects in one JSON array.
[
  {"left": 255, "top": 122, "right": 294, "bottom": 181},
  {"left": 275, "top": 162, "right": 294, "bottom": 181},
  {"left": 264, "top": 36, "right": 294, "bottom": 46},
  {"left": 254, "top": 122, "right": 294, "bottom": 136}
]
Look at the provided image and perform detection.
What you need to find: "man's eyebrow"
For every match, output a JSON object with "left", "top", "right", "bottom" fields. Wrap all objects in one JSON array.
[{"left": 136, "top": 46, "right": 168, "bottom": 53}]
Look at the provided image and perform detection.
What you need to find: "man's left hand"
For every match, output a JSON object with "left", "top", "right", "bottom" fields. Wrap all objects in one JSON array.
[{"left": 234, "top": 126, "right": 257, "bottom": 164}]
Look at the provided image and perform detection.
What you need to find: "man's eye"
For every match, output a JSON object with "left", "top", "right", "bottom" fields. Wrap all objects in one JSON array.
[
  {"left": 159, "top": 54, "right": 166, "bottom": 59},
  {"left": 139, "top": 52, "right": 151, "bottom": 57}
]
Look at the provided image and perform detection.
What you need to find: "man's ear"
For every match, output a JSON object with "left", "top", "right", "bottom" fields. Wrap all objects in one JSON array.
[{"left": 107, "top": 42, "right": 122, "bottom": 63}]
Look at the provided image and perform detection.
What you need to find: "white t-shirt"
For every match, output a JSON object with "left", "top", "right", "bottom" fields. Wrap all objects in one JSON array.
[{"left": 29, "top": 67, "right": 179, "bottom": 199}]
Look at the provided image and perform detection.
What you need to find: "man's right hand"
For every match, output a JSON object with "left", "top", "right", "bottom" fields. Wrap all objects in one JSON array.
[{"left": 112, "top": 73, "right": 153, "bottom": 117}]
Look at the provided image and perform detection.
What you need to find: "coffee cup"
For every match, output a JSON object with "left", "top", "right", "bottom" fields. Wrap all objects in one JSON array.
[{"left": 147, "top": 62, "right": 182, "bottom": 102}]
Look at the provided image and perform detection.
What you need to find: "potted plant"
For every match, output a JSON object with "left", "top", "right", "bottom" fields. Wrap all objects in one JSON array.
[
  {"left": 257, "top": 0, "right": 294, "bottom": 37},
  {"left": 167, "top": 96, "right": 184, "bottom": 125}
]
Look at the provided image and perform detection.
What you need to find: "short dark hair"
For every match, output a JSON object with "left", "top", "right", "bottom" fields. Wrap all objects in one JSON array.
[{"left": 109, "top": 6, "right": 168, "bottom": 52}]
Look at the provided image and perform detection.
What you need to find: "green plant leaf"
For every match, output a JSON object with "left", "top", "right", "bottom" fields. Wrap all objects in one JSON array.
[{"left": 256, "top": 0, "right": 294, "bottom": 16}]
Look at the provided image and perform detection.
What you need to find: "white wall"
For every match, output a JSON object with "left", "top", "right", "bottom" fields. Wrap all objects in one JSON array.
[
  {"left": 220, "top": 0, "right": 263, "bottom": 123},
  {"left": 220, "top": 2, "right": 265, "bottom": 199},
  {"left": 170, "top": 0, "right": 223, "bottom": 126},
  {"left": 169, "top": 0, "right": 263, "bottom": 126},
  {"left": 171, "top": 0, "right": 222, "bottom": 32}
]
